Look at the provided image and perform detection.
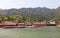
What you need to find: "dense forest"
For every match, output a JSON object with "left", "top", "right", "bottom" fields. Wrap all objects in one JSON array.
[{"left": 0, "top": 7, "right": 60, "bottom": 23}]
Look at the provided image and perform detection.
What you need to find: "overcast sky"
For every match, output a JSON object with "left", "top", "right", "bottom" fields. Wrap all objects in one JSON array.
[{"left": 0, "top": 0, "right": 60, "bottom": 9}]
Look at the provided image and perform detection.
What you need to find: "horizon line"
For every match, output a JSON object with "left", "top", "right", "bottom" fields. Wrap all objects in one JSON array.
[{"left": 0, "top": 6, "right": 60, "bottom": 10}]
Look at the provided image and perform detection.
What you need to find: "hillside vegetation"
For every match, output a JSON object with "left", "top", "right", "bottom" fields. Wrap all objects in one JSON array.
[{"left": 0, "top": 7, "right": 60, "bottom": 23}]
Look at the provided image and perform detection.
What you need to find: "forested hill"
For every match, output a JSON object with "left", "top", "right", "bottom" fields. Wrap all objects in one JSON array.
[{"left": 0, "top": 7, "right": 60, "bottom": 22}]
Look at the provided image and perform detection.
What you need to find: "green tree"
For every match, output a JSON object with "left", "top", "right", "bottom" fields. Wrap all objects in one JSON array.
[
  {"left": 55, "top": 7, "right": 60, "bottom": 22},
  {"left": 0, "top": 17, "right": 2, "bottom": 23}
]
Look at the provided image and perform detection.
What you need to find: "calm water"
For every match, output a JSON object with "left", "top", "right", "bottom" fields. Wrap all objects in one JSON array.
[{"left": 0, "top": 26, "right": 60, "bottom": 38}]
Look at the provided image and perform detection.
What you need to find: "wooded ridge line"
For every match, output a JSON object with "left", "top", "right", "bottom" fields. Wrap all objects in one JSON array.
[{"left": 0, "top": 7, "right": 60, "bottom": 23}]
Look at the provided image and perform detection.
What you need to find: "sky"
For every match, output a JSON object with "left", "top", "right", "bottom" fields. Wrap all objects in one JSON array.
[{"left": 0, "top": 0, "right": 60, "bottom": 9}]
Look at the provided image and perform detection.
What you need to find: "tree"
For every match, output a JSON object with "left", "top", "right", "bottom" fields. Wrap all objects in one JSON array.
[
  {"left": 0, "top": 17, "right": 2, "bottom": 23},
  {"left": 4, "top": 16, "right": 8, "bottom": 21},
  {"left": 15, "top": 15, "right": 23, "bottom": 23},
  {"left": 9, "top": 15, "right": 16, "bottom": 22},
  {"left": 55, "top": 7, "right": 60, "bottom": 22}
]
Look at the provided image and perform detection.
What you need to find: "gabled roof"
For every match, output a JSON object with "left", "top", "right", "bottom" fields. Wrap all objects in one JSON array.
[
  {"left": 3, "top": 21, "right": 16, "bottom": 25},
  {"left": 49, "top": 22, "right": 56, "bottom": 24},
  {"left": 25, "top": 22, "right": 31, "bottom": 25},
  {"left": 33, "top": 22, "right": 41, "bottom": 24},
  {"left": 0, "top": 23, "right": 3, "bottom": 25}
]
